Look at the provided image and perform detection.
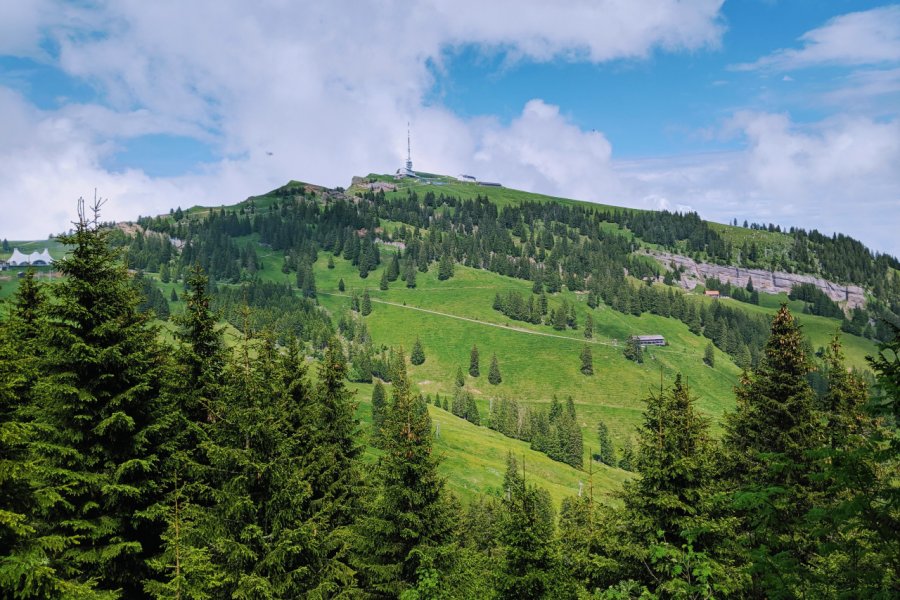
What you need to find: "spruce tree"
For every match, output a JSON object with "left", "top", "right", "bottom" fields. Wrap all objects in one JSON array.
[
  {"left": 0, "top": 272, "right": 99, "bottom": 598},
  {"left": 410, "top": 336, "right": 426, "bottom": 365},
  {"left": 405, "top": 261, "right": 417, "bottom": 288},
  {"left": 619, "top": 374, "right": 741, "bottom": 596},
  {"left": 355, "top": 349, "right": 452, "bottom": 596},
  {"left": 379, "top": 268, "right": 389, "bottom": 290},
  {"left": 469, "top": 344, "right": 480, "bottom": 377},
  {"left": 704, "top": 341, "right": 715, "bottom": 367},
  {"left": 721, "top": 305, "right": 823, "bottom": 597},
  {"left": 146, "top": 265, "right": 226, "bottom": 599},
  {"left": 371, "top": 379, "right": 387, "bottom": 441},
  {"left": 489, "top": 354, "right": 502, "bottom": 385},
  {"left": 580, "top": 344, "right": 593, "bottom": 375},
  {"left": 624, "top": 337, "right": 643, "bottom": 363},
  {"left": 338, "top": 277, "right": 345, "bottom": 292},
  {"left": 596, "top": 420, "right": 615, "bottom": 466},
  {"left": 31, "top": 200, "right": 171, "bottom": 596},
  {"left": 455, "top": 366, "right": 465, "bottom": 388},
  {"left": 387, "top": 252, "right": 400, "bottom": 282},
  {"left": 497, "top": 454, "right": 568, "bottom": 599},
  {"left": 361, "top": 289, "right": 372, "bottom": 316},
  {"left": 618, "top": 437, "right": 634, "bottom": 471},
  {"left": 584, "top": 313, "right": 593, "bottom": 339},
  {"left": 438, "top": 253, "right": 454, "bottom": 281}
]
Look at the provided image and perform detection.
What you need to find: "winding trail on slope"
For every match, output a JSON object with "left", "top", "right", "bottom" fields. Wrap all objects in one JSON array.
[{"left": 318, "top": 291, "right": 695, "bottom": 358}]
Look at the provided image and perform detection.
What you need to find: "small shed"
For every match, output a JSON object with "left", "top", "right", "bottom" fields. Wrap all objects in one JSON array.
[{"left": 704, "top": 290, "right": 720, "bottom": 298}]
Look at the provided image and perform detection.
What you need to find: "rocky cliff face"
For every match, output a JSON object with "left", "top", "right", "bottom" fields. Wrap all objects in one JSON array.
[{"left": 649, "top": 250, "right": 866, "bottom": 310}]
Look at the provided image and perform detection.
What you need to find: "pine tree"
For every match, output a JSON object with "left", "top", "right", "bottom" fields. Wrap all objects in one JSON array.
[
  {"left": 721, "top": 305, "right": 823, "bottom": 597},
  {"left": 580, "top": 344, "right": 593, "bottom": 375},
  {"left": 596, "top": 420, "right": 615, "bottom": 466},
  {"left": 327, "top": 255, "right": 335, "bottom": 269},
  {"left": 355, "top": 349, "right": 452, "bottom": 596},
  {"left": 338, "top": 277, "right": 345, "bottom": 292},
  {"left": 455, "top": 366, "right": 465, "bottom": 388},
  {"left": 411, "top": 336, "right": 426, "bottom": 365},
  {"left": 618, "top": 437, "right": 634, "bottom": 471},
  {"left": 497, "top": 454, "right": 568, "bottom": 599},
  {"left": 469, "top": 344, "right": 480, "bottom": 377},
  {"left": 361, "top": 289, "right": 372, "bottom": 316},
  {"left": 438, "top": 252, "right": 454, "bottom": 281},
  {"left": 405, "top": 261, "right": 417, "bottom": 288},
  {"left": 624, "top": 337, "right": 643, "bottom": 363},
  {"left": 387, "top": 251, "right": 400, "bottom": 282},
  {"left": 0, "top": 272, "right": 99, "bottom": 598},
  {"left": 618, "top": 374, "right": 741, "bottom": 597},
  {"left": 489, "top": 354, "right": 502, "bottom": 385},
  {"left": 704, "top": 341, "right": 715, "bottom": 367},
  {"left": 146, "top": 264, "right": 227, "bottom": 599},
  {"left": 31, "top": 200, "right": 171, "bottom": 596},
  {"left": 584, "top": 313, "right": 593, "bottom": 339},
  {"left": 371, "top": 379, "right": 387, "bottom": 441},
  {"left": 465, "top": 393, "right": 481, "bottom": 426},
  {"left": 379, "top": 268, "right": 389, "bottom": 290}
]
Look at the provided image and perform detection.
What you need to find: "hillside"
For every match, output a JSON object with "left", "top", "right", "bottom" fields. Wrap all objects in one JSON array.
[{"left": 2, "top": 172, "right": 893, "bottom": 505}]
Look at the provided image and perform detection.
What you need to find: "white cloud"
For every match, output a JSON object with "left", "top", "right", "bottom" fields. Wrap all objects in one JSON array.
[
  {"left": 0, "top": 0, "right": 725, "bottom": 238},
  {"left": 2, "top": 1, "right": 899, "bottom": 257},
  {"left": 616, "top": 112, "right": 900, "bottom": 255},
  {"left": 733, "top": 5, "right": 900, "bottom": 71}
]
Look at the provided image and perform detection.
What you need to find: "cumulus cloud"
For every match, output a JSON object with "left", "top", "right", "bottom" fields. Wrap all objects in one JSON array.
[
  {"left": 0, "top": 0, "right": 725, "bottom": 238},
  {"left": 616, "top": 112, "right": 900, "bottom": 254},
  {"left": 1, "top": 1, "right": 898, "bottom": 256},
  {"left": 733, "top": 5, "right": 900, "bottom": 71}
]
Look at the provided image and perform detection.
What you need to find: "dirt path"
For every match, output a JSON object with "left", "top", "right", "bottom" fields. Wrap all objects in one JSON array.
[
  {"left": 319, "top": 292, "right": 621, "bottom": 348},
  {"left": 318, "top": 292, "right": 706, "bottom": 359}
]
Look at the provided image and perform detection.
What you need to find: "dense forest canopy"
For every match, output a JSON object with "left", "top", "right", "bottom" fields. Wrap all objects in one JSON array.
[{"left": 2, "top": 183, "right": 898, "bottom": 598}]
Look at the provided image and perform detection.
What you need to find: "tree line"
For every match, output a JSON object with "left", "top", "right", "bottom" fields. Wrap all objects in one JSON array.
[{"left": 1, "top": 206, "right": 898, "bottom": 598}]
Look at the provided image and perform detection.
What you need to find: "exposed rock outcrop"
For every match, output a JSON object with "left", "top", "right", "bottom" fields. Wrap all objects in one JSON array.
[{"left": 648, "top": 250, "right": 866, "bottom": 309}]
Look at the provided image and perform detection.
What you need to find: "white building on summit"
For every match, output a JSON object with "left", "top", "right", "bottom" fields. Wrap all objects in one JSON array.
[{"left": 8, "top": 248, "right": 54, "bottom": 266}]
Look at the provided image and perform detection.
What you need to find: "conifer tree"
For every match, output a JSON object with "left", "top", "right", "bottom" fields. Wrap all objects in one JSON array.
[
  {"left": 580, "top": 344, "right": 593, "bottom": 375},
  {"left": 0, "top": 272, "right": 99, "bottom": 598},
  {"left": 411, "top": 336, "right": 426, "bottom": 365},
  {"left": 489, "top": 354, "right": 502, "bottom": 385},
  {"left": 387, "top": 251, "right": 400, "bottom": 282},
  {"left": 584, "top": 313, "right": 593, "bottom": 339},
  {"left": 438, "top": 252, "right": 454, "bottom": 280},
  {"left": 405, "top": 261, "right": 417, "bottom": 288},
  {"left": 721, "top": 305, "right": 823, "bottom": 597},
  {"left": 497, "top": 454, "right": 568, "bottom": 599},
  {"left": 379, "top": 268, "right": 389, "bottom": 290},
  {"left": 31, "top": 199, "right": 171, "bottom": 596},
  {"left": 618, "top": 437, "right": 634, "bottom": 471},
  {"left": 338, "top": 277, "right": 345, "bottom": 292},
  {"left": 455, "top": 366, "right": 465, "bottom": 388},
  {"left": 371, "top": 379, "right": 387, "bottom": 440},
  {"left": 618, "top": 374, "right": 741, "bottom": 597},
  {"left": 704, "top": 341, "right": 715, "bottom": 367},
  {"left": 355, "top": 349, "right": 452, "bottom": 596},
  {"left": 623, "top": 336, "right": 643, "bottom": 363},
  {"left": 469, "top": 344, "right": 480, "bottom": 377},
  {"left": 146, "top": 264, "right": 226, "bottom": 599},
  {"left": 361, "top": 289, "right": 372, "bottom": 316},
  {"left": 596, "top": 420, "right": 615, "bottom": 466}
]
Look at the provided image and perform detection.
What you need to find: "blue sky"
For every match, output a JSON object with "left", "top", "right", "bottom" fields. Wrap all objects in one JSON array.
[{"left": 1, "top": 1, "right": 898, "bottom": 255}]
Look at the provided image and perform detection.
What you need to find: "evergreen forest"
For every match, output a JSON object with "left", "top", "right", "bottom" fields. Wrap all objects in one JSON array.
[{"left": 1, "top": 178, "right": 898, "bottom": 599}]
